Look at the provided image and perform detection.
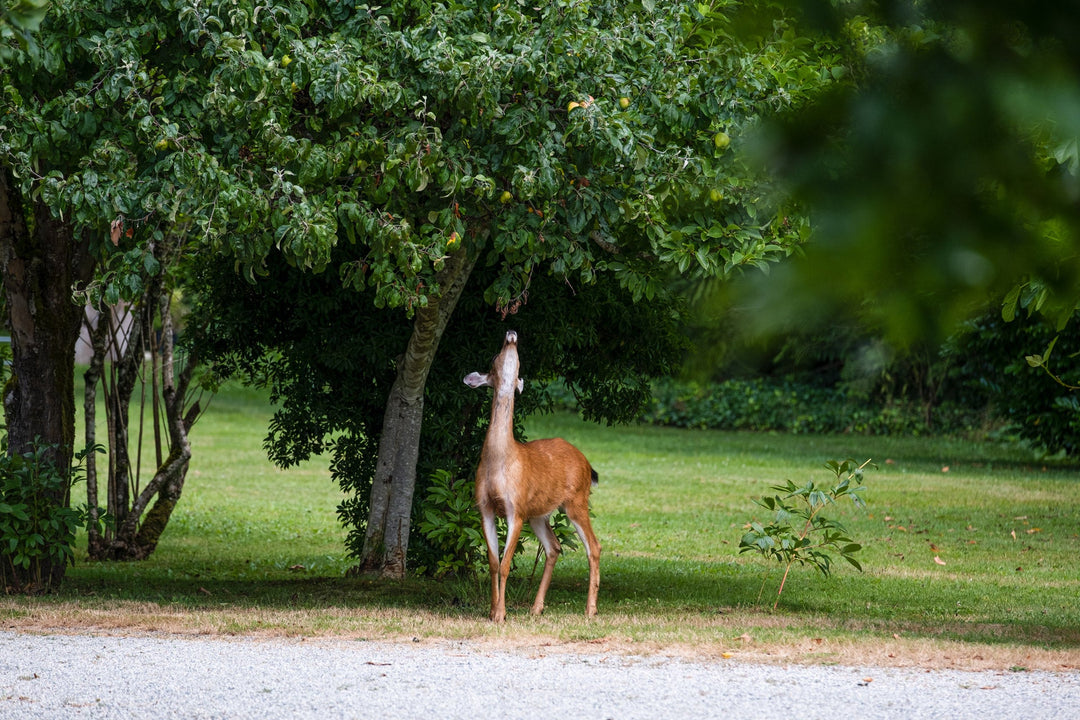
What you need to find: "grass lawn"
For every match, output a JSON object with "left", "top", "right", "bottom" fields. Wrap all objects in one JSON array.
[{"left": 3, "top": 382, "right": 1079, "bottom": 671}]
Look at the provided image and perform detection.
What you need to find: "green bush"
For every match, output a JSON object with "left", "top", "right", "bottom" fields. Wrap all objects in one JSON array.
[
  {"left": 948, "top": 309, "right": 1080, "bottom": 457},
  {"left": 414, "top": 467, "right": 582, "bottom": 579},
  {"left": 0, "top": 440, "right": 96, "bottom": 593},
  {"left": 415, "top": 469, "right": 486, "bottom": 578},
  {"left": 640, "top": 377, "right": 984, "bottom": 436}
]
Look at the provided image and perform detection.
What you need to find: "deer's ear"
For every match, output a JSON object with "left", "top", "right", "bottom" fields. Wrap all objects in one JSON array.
[
  {"left": 463, "top": 372, "right": 491, "bottom": 389},
  {"left": 516, "top": 378, "right": 524, "bottom": 394}
]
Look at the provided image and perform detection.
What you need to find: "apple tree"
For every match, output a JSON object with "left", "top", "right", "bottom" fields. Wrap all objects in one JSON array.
[
  {"left": 183, "top": 0, "right": 841, "bottom": 575},
  {"left": 0, "top": 0, "right": 342, "bottom": 587}
]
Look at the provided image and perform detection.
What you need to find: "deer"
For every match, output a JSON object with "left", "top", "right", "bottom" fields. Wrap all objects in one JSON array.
[{"left": 463, "top": 330, "right": 601, "bottom": 623}]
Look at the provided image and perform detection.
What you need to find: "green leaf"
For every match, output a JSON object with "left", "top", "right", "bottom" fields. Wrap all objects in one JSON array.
[{"left": 1002, "top": 283, "right": 1021, "bottom": 322}]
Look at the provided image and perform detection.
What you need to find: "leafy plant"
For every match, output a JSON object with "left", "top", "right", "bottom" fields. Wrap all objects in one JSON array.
[
  {"left": 415, "top": 470, "right": 486, "bottom": 578},
  {"left": 949, "top": 307, "right": 1080, "bottom": 456},
  {"left": 739, "top": 458, "right": 872, "bottom": 609},
  {"left": 415, "top": 468, "right": 581, "bottom": 580},
  {"left": 0, "top": 440, "right": 101, "bottom": 593}
]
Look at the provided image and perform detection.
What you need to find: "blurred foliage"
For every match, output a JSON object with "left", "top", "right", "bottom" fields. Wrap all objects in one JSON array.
[
  {"left": 0, "top": 0, "right": 48, "bottom": 60},
  {"left": 752, "top": 0, "right": 1080, "bottom": 343}
]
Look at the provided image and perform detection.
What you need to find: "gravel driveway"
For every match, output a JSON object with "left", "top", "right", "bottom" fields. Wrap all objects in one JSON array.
[{"left": 2, "top": 630, "right": 1078, "bottom": 719}]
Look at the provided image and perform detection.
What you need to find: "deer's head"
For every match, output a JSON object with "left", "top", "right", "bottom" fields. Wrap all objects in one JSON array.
[{"left": 463, "top": 330, "right": 524, "bottom": 395}]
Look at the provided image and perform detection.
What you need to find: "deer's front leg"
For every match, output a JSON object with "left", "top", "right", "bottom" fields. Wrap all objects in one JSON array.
[
  {"left": 493, "top": 513, "right": 525, "bottom": 624},
  {"left": 480, "top": 508, "right": 503, "bottom": 621}
]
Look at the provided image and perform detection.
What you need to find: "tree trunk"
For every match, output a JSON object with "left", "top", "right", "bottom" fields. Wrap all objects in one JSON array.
[
  {"left": 82, "top": 309, "right": 112, "bottom": 558},
  {"left": 0, "top": 169, "right": 96, "bottom": 591},
  {"left": 82, "top": 241, "right": 201, "bottom": 561},
  {"left": 109, "top": 290, "right": 198, "bottom": 559},
  {"left": 359, "top": 248, "right": 479, "bottom": 578}
]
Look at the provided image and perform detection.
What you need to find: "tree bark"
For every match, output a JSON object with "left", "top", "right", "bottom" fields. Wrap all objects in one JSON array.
[
  {"left": 110, "top": 290, "right": 197, "bottom": 559},
  {"left": 82, "top": 241, "right": 200, "bottom": 561},
  {"left": 82, "top": 309, "right": 112, "bottom": 558},
  {"left": 0, "top": 169, "right": 96, "bottom": 591},
  {"left": 359, "top": 248, "right": 479, "bottom": 578}
]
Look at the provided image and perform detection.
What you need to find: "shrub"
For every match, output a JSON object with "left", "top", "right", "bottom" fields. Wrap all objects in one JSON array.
[
  {"left": 948, "top": 309, "right": 1080, "bottom": 457},
  {"left": 414, "top": 468, "right": 582, "bottom": 579},
  {"left": 740, "top": 459, "right": 871, "bottom": 609},
  {"left": 0, "top": 440, "right": 98, "bottom": 593},
  {"left": 640, "top": 377, "right": 984, "bottom": 437}
]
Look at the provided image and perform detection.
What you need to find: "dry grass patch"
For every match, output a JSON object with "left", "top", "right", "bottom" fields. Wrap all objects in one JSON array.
[{"left": 5, "top": 597, "right": 1079, "bottom": 673}]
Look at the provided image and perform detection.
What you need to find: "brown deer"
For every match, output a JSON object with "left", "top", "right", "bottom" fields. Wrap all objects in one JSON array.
[{"left": 464, "top": 330, "right": 600, "bottom": 623}]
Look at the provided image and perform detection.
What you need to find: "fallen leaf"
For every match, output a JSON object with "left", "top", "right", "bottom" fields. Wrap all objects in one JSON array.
[
  {"left": 1026, "top": 528, "right": 1042, "bottom": 534},
  {"left": 1011, "top": 530, "right": 1017, "bottom": 540},
  {"left": 735, "top": 633, "right": 753, "bottom": 644},
  {"left": 934, "top": 556, "right": 947, "bottom": 565},
  {"left": 721, "top": 652, "right": 733, "bottom": 659},
  {"left": 929, "top": 543, "right": 939, "bottom": 552},
  {"left": 941, "top": 465, "right": 950, "bottom": 473}
]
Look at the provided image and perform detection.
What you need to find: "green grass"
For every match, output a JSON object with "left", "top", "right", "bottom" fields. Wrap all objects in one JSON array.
[{"left": 4, "top": 382, "right": 1080, "bottom": 667}]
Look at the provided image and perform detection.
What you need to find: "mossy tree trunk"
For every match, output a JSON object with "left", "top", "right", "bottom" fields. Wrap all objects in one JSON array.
[
  {"left": 359, "top": 247, "right": 479, "bottom": 578},
  {"left": 0, "top": 169, "right": 96, "bottom": 591}
]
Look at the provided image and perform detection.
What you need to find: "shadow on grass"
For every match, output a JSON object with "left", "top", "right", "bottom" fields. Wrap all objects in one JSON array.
[{"left": 41, "top": 555, "right": 1080, "bottom": 652}]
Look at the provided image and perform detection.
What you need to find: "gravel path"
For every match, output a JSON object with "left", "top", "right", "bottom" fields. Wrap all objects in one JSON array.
[{"left": 2, "top": 630, "right": 1078, "bottom": 719}]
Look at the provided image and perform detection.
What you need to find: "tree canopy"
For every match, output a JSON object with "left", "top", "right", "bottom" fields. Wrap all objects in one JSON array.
[{"left": 0, "top": 0, "right": 863, "bottom": 581}]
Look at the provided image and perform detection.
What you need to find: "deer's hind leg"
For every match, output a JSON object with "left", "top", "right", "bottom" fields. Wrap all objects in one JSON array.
[
  {"left": 563, "top": 499, "right": 601, "bottom": 618},
  {"left": 529, "top": 515, "right": 562, "bottom": 615}
]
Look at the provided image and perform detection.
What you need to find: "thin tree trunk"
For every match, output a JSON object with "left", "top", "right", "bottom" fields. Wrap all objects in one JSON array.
[
  {"left": 82, "top": 309, "right": 112, "bottom": 558},
  {"left": 359, "top": 248, "right": 479, "bottom": 578},
  {"left": 112, "top": 291, "right": 197, "bottom": 559},
  {"left": 0, "top": 169, "right": 95, "bottom": 591},
  {"left": 85, "top": 239, "right": 202, "bottom": 561},
  {"left": 105, "top": 302, "right": 145, "bottom": 533}
]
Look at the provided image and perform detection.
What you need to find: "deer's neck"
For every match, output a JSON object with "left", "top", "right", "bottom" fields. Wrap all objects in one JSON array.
[{"left": 482, "top": 388, "right": 518, "bottom": 462}]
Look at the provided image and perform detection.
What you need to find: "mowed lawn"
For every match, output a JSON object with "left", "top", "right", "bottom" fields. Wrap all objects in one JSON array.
[{"left": 3, "top": 382, "right": 1079, "bottom": 669}]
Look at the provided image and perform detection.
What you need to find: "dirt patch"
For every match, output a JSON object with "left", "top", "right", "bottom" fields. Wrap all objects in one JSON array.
[{"left": 4, "top": 601, "right": 1078, "bottom": 673}]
